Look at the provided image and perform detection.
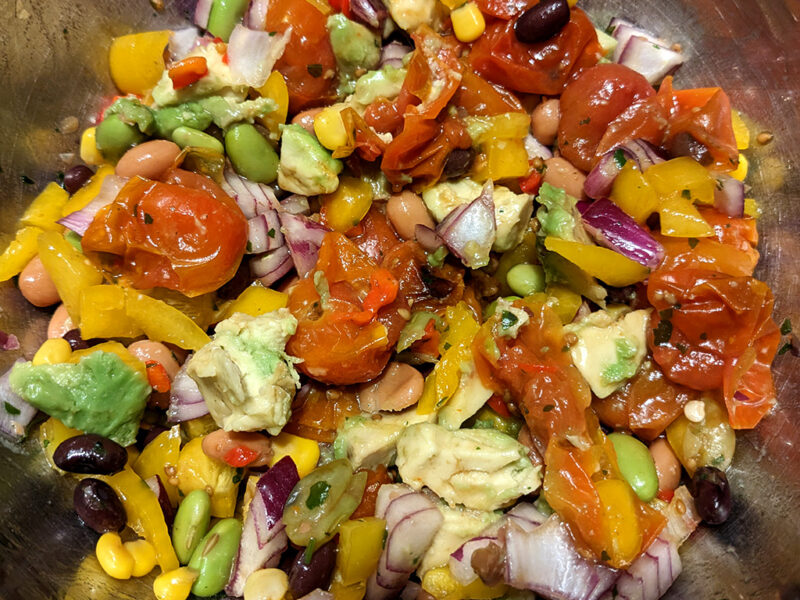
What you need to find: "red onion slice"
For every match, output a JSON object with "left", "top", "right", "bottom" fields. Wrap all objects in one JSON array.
[
  {"left": 247, "top": 210, "right": 284, "bottom": 254},
  {"left": 0, "top": 331, "right": 20, "bottom": 351},
  {"left": 228, "top": 25, "right": 291, "bottom": 89},
  {"left": 607, "top": 537, "right": 681, "bottom": 600},
  {"left": 251, "top": 245, "right": 294, "bottom": 286},
  {"left": 169, "top": 27, "right": 201, "bottom": 60},
  {"left": 350, "top": 0, "right": 389, "bottom": 28},
  {"left": 578, "top": 198, "right": 665, "bottom": 269},
  {"left": 414, "top": 224, "right": 444, "bottom": 252},
  {"left": 524, "top": 134, "right": 554, "bottom": 161},
  {"left": 194, "top": 0, "right": 213, "bottom": 29},
  {"left": 0, "top": 359, "right": 36, "bottom": 440},
  {"left": 144, "top": 474, "right": 175, "bottom": 527},
  {"left": 167, "top": 361, "right": 208, "bottom": 423},
  {"left": 618, "top": 36, "right": 684, "bottom": 86},
  {"left": 57, "top": 175, "right": 126, "bottom": 236},
  {"left": 222, "top": 166, "right": 280, "bottom": 218},
  {"left": 244, "top": 0, "right": 269, "bottom": 30},
  {"left": 713, "top": 174, "right": 745, "bottom": 217},
  {"left": 609, "top": 21, "right": 664, "bottom": 62},
  {"left": 584, "top": 140, "right": 665, "bottom": 200},
  {"left": 280, "top": 195, "right": 310, "bottom": 216},
  {"left": 380, "top": 41, "right": 411, "bottom": 68},
  {"left": 435, "top": 181, "right": 495, "bottom": 269},
  {"left": 279, "top": 212, "right": 329, "bottom": 278}
]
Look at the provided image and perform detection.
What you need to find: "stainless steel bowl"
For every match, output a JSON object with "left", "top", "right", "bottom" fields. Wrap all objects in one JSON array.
[{"left": 1, "top": 0, "right": 799, "bottom": 598}]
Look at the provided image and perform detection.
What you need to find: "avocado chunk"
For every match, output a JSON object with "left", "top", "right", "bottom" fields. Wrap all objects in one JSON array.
[
  {"left": 186, "top": 310, "right": 301, "bottom": 435},
  {"left": 153, "top": 102, "right": 214, "bottom": 138},
  {"left": 327, "top": 14, "right": 381, "bottom": 95},
  {"left": 9, "top": 352, "right": 151, "bottom": 446},
  {"left": 396, "top": 423, "right": 541, "bottom": 511},
  {"left": 353, "top": 65, "right": 407, "bottom": 108},
  {"left": 277, "top": 124, "right": 342, "bottom": 195}
]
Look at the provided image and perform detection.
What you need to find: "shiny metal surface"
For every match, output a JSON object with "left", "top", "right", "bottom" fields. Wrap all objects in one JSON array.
[{"left": 0, "top": 0, "right": 798, "bottom": 598}]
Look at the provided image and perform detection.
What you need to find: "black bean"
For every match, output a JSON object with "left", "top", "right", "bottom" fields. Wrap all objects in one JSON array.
[
  {"left": 73, "top": 478, "right": 127, "bottom": 533},
  {"left": 288, "top": 537, "right": 337, "bottom": 598},
  {"left": 442, "top": 148, "right": 474, "bottom": 180},
  {"left": 62, "top": 329, "right": 89, "bottom": 351},
  {"left": 63, "top": 165, "right": 95, "bottom": 195},
  {"left": 53, "top": 434, "right": 128, "bottom": 475},
  {"left": 689, "top": 466, "right": 732, "bottom": 525},
  {"left": 514, "top": 0, "right": 570, "bottom": 44},
  {"left": 667, "top": 132, "right": 712, "bottom": 165}
]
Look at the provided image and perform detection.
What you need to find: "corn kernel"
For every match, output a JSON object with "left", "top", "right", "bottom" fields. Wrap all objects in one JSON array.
[
  {"left": 451, "top": 2, "right": 486, "bottom": 43},
  {"left": 244, "top": 568, "right": 290, "bottom": 600},
  {"left": 314, "top": 106, "right": 349, "bottom": 152},
  {"left": 268, "top": 432, "right": 320, "bottom": 479},
  {"left": 32, "top": 338, "right": 72, "bottom": 366},
  {"left": 731, "top": 110, "right": 750, "bottom": 150},
  {"left": 96, "top": 532, "right": 135, "bottom": 580},
  {"left": 744, "top": 197, "right": 761, "bottom": 218},
  {"left": 729, "top": 152, "right": 749, "bottom": 181},
  {"left": 124, "top": 538, "right": 157, "bottom": 577},
  {"left": 79, "top": 127, "right": 105, "bottom": 166},
  {"left": 153, "top": 567, "right": 198, "bottom": 600},
  {"left": 567, "top": 0, "right": 578, "bottom": 6}
]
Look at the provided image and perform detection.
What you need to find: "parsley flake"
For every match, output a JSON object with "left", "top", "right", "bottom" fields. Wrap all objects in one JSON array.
[
  {"left": 4, "top": 401, "right": 20, "bottom": 416},
  {"left": 681, "top": 189, "right": 692, "bottom": 200},
  {"left": 543, "top": 404, "right": 554, "bottom": 412},
  {"left": 21, "top": 175, "right": 34, "bottom": 184},
  {"left": 306, "top": 480, "right": 331, "bottom": 510},
  {"left": 307, "top": 63, "right": 323, "bottom": 78},
  {"left": 613, "top": 148, "right": 627, "bottom": 169},
  {"left": 500, "top": 310, "right": 518, "bottom": 330},
  {"left": 653, "top": 318, "right": 673, "bottom": 346},
  {"left": 144, "top": 213, "right": 154, "bottom": 224},
  {"left": 688, "top": 237, "right": 699, "bottom": 249}
]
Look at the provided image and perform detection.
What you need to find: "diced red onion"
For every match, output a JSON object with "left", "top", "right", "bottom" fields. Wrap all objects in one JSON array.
[
  {"left": 618, "top": 36, "right": 684, "bottom": 86},
  {"left": 524, "top": 134, "right": 554, "bottom": 161},
  {"left": 244, "top": 0, "right": 269, "bottom": 30},
  {"left": 414, "top": 224, "right": 444, "bottom": 252},
  {"left": 350, "top": 0, "right": 389, "bottom": 28},
  {"left": 194, "top": 0, "right": 213, "bottom": 29},
  {"left": 505, "top": 502, "right": 549, "bottom": 531},
  {"left": 578, "top": 198, "right": 664, "bottom": 269},
  {"left": 57, "top": 175, "right": 126, "bottom": 236},
  {"left": 0, "top": 331, "right": 20, "bottom": 351},
  {"left": 609, "top": 21, "right": 664, "bottom": 62},
  {"left": 251, "top": 245, "right": 294, "bottom": 286},
  {"left": 606, "top": 537, "right": 681, "bottom": 600},
  {"left": 584, "top": 140, "right": 664, "bottom": 200},
  {"left": 278, "top": 212, "right": 329, "bottom": 278},
  {"left": 169, "top": 27, "right": 202, "bottom": 61},
  {"left": 0, "top": 359, "right": 36, "bottom": 440},
  {"left": 227, "top": 457, "right": 300, "bottom": 597},
  {"left": 660, "top": 486, "right": 701, "bottom": 547},
  {"left": 222, "top": 166, "right": 280, "bottom": 218},
  {"left": 167, "top": 360, "right": 209, "bottom": 423},
  {"left": 247, "top": 210, "right": 284, "bottom": 254},
  {"left": 228, "top": 25, "right": 292, "bottom": 89},
  {"left": 449, "top": 536, "right": 500, "bottom": 585},
  {"left": 380, "top": 41, "right": 411, "bottom": 69},
  {"left": 504, "top": 516, "right": 618, "bottom": 600},
  {"left": 144, "top": 474, "right": 175, "bottom": 527},
  {"left": 713, "top": 174, "right": 745, "bottom": 217},
  {"left": 280, "top": 195, "right": 310, "bottom": 216},
  {"left": 436, "top": 181, "right": 495, "bottom": 269}
]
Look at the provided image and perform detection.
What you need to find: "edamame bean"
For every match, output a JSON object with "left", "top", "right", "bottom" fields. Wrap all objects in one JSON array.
[
  {"left": 206, "top": 0, "right": 250, "bottom": 42},
  {"left": 172, "top": 126, "right": 224, "bottom": 154},
  {"left": 188, "top": 517, "right": 242, "bottom": 597},
  {"left": 95, "top": 114, "right": 146, "bottom": 162},
  {"left": 506, "top": 263, "right": 545, "bottom": 296},
  {"left": 225, "top": 123, "right": 279, "bottom": 184},
  {"left": 608, "top": 432, "right": 659, "bottom": 502},
  {"left": 172, "top": 489, "right": 212, "bottom": 565}
]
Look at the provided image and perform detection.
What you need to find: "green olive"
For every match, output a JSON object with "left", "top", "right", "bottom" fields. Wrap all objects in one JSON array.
[
  {"left": 95, "top": 114, "right": 146, "bottom": 163},
  {"left": 608, "top": 432, "right": 659, "bottom": 502},
  {"left": 172, "top": 489, "right": 212, "bottom": 565},
  {"left": 188, "top": 517, "right": 242, "bottom": 597},
  {"left": 225, "top": 123, "right": 279, "bottom": 184}
]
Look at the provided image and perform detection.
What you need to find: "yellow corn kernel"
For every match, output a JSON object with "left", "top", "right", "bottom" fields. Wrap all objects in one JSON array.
[
  {"left": 729, "top": 153, "right": 749, "bottom": 181},
  {"left": 268, "top": 432, "right": 320, "bottom": 479},
  {"left": 96, "top": 532, "right": 135, "bottom": 580},
  {"left": 243, "top": 568, "right": 290, "bottom": 600},
  {"left": 321, "top": 176, "right": 374, "bottom": 232},
  {"left": 80, "top": 127, "right": 105, "bottom": 166},
  {"left": 218, "top": 284, "right": 288, "bottom": 320},
  {"left": 153, "top": 566, "right": 198, "bottom": 600},
  {"left": 124, "top": 538, "right": 158, "bottom": 577},
  {"left": 314, "top": 106, "right": 349, "bottom": 152},
  {"left": 731, "top": 110, "right": 750, "bottom": 150},
  {"left": 451, "top": 2, "right": 486, "bottom": 43},
  {"left": 32, "top": 338, "right": 72, "bottom": 366}
]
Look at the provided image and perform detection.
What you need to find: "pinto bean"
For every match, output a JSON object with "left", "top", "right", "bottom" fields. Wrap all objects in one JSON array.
[
  {"left": 114, "top": 139, "right": 181, "bottom": 180},
  {"left": 47, "top": 304, "right": 74, "bottom": 339},
  {"left": 127, "top": 340, "right": 181, "bottom": 379},
  {"left": 386, "top": 191, "right": 435, "bottom": 241},
  {"left": 543, "top": 156, "right": 586, "bottom": 199},
  {"left": 291, "top": 108, "right": 324, "bottom": 134},
  {"left": 649, "top": 437, "right": 682, "bottom": 494},
  {"left": 201, "top": 429, "right": 273, "bottom": 467},
  {"left": 530, "top": 98, "right": 560, "bottom": 146},
  {"left": 356, "top": 362, "right": 424, "bottom": 413},
  {"left": 18, "top": 255, "right": 60, "bottom": 307}
]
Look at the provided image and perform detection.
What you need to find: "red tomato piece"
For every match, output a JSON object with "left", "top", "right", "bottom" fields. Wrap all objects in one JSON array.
[
  {"left": 145, "top": 361, "right": 171, "bottom": 393},
  {"left": 473, "top": 0, "right": 536, "bottom": 19},
  {"left": 168, "top": 56, "right": 208, "bottom": 90},
  {"left": 224, "top": 445, "right": 259, "bottom": 467}
]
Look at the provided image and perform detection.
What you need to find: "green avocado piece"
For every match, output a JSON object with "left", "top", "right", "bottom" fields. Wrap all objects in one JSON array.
[
  {"left": 104, "top": 97, "right": 156, "bottom": 136},
  {"left": 277, "top": 123, "right": 342, "bottom": 196},
  {"left": 9, "top": 352, "right": 151, "bottom": 446},
  {"left": 327, "top": 13, "right": 381, "bottom": 95},
  {"left": 153, "top": 102, "right": 214, "bottom": 138}
]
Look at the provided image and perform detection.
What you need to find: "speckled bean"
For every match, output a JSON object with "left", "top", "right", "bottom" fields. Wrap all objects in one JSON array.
[
  {"left": 387, "top": 191, "right": 435, "bottom": 241},
  {"left": 47, "top": 304, "right": 74, "bottom": 339},
  {"left": 356, "top": 362, "right": 424, "bottom": 413},
  {"left": 543, "top": 156, "right": 586, "bottom": 199},
  {"left": 531, "top": 98, "right": 560, "bottom": 146},
  {"left": 201, "top": 429, "right": 273, "bottom": 467},
  {"left": 291, "top": 108, "right": 323, "bottom": 134},
  {"left": 115, "top": 139, "right": 181, "bottom": 179},
  {"left": 649, "top": 437, "right": 682, "bottom": 493},
  {"left": 127, "top": 340, "right": 181, "bottom": 379},
  {"left": 19, "top": 255, "right": 59, "bottom": 307}
]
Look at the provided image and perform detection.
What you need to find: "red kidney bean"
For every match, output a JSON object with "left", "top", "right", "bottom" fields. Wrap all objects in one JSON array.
[
  {"left": 63, "top": 165, "right": 94, "bottom": 194},
  {"left": 73, "top": 478, "right": 127, "bottom": 533},
  {"left": 53, "top": 434, "right": 128, "bottom": 475},
  {"left": 514, "top": 0, "right": 570, "bottom": 44}
]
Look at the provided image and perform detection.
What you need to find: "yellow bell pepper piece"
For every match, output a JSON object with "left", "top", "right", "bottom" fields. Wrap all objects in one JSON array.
[
  {"left": 657, "top": 197, "right": 714, "bottom": 238},
  {"left": 544, "top": 237, "right": 650, "bottom": 287},
  {"left": 62, "top": 165, "right": 115, "bottom": 216},
  {"left": 268, "top": 432, "right": 320, "bottom": 478},
  {"left": 127, "top": 445, "right": 141, "bottom": 468},
  {"left": 418, "top": 302, "right": 480, "bottom": 414},
  {"left": 322, "top": 176, "right": 374, "bottom": 232},
  {"left": 256, "top": 70, "right": 290, "bottom": 140},
  {"left": 37, "top": 229, "right": 104, "bottom": 322},
  {"left": 610, "top": 163, "right": 659, "bottom": 224},
  {"left": 0, "top": 226, "right": 44, "bottom": 282},
  {"left": 467, "top": 113, "right": 530, "bottom": 146},
  {"left": 522, "top": 284, "right": 582, "bottom": 325},
  {"left": 133, "top": 425, "right": 182, "bottom": 506},
  {"left": 596, "top": 478, "right": 643, "bottom": 568},
  {"left": 176, "top": 436, "right": 240, "bottom": 518},
  {"left": 70, "top": 341, "right": 148, "bottom": 381},
  {"left": 217, "top": 284, "right": 288, "bottom": 320},
  {"left": 80, "top": 284, "right": 144, "bottom": 339},
  {"left": 731, "top": 110, "right": 750, "bottom": 150},
  {"left": 21, "top": 183, "right": 69, "bottom": 231},
  {"left": 330, "top": 578, "right": 367, "bottom": 600},
  {"left": 729, "top": 153, "right": 748, "bottom": 182},
  {"left": 108, "top": 31, "right": 171, "bottom": 96},
  {"left": 422, "top": 566, "right": 507, "bottom": 600},
  {"left": 125, "top": 289, "right": 211, "bottom": 351},
  {"left": 336, "top": 518, "right": 386, "bottom": 586},
  {"left": 483, "top": 138, "right": 530, "bottom": 181},
  {"left": 80, "top": 126, "right": 106, "bottom": 166},
  {"left": 39, "top": 417, "right": 82, "bottom": 471},
  {"left": 644, "top": 157, "right": 715, "bottom": 206},
  {"left": 101, "top": 467, "right": 180, "bottom": 572}
]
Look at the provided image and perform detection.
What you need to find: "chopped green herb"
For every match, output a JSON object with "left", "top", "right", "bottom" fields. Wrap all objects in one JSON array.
[
  {"left": 426, "top": 246, "right": 448, "bottom": 268},
  {"left": 699, "top": 332, "right": 708, "bottom": 340},
  {"left": 778, "top": 342, "right": 792, "bottom": 355},
  {"left": 4, "top": 401, "right": 20, "bottom": 416},
  {"left": 306, "top": 480, "right": 331, "bottom": 510},
  {"left": 601, "top": 550, "right": 611, "bottom": 562},
  {"left": 613, "top": 149, "right": 627, "bottom": 169},
  {"left": 246, "top": 241, "right": 253, "bottom": 252},
  {"left": 268, "top": 228, "right": 276, "bottom": 238},
  {"left": 543, "top": 404, "right": 554, "bottom": 412},
  {"left": 303, "top": 538, "right": 317, "bottom": 564},
  {"left": 579, "top": 117, "right": 591, "bottom": 125},
  {"left": 144, "top": 213, "right": 154, "bottom": 224},
  {"left": 56, "top": 171, "right": 65, "bottom": 185},
  {"left": 676, "top": 342, "right": 688, "bottom": 355},
  {"left": 653, "top": 318, "right": 673, "bottom": 346},
  {"left": 307, "top": 63, "right": 323, "bottom": 78},
  {"left": 443, "top": 342, "right": 452, "bottom": 351},
  {"left": 42, "top": 439, "right": 50, "bottom": 448},
  {"left": 681, "top": 189, "right": 692, "bottom": 200},
  {"left": 659, "top": 308, "right": 674, "bottom": 320},
  {"left": 232, "top": 467, "right": 243, "bottom": 484},
  {"left": 780, "top": 318, "right": 792, "bottom": 335},
  {"left": 500, "top": 310, "right": 519, "bottom": 330},
  {"left": 688, "top": 237, "right": 699, "bottom": 249}
]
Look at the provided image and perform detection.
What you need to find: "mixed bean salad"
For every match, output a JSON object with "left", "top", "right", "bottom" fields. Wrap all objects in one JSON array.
[{"left": 0, "top": 0, "right": 783, "bottom": 599}]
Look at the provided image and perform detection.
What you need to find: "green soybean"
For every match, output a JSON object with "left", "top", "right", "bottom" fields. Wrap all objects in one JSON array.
[
  {"left": 172, "top": 126, "right": 224, "bottom": 154},
  {"left": 188, "top": 517, "right": 242, "bottom": 597},
  {"left": 506, "top": 263, "right": 546, "bottom": 297},
  {"left": 225, "top": 123, "right": 279, "bottom": 184},
  {"left": 95, "top": 114, "right": 146, "bottom": 162},
  {"left": 206, "top": 0, "right": 250, "bottom": 42},
  {"left": 608, "top": 432, "right": 659, "bottom": 502},
  {"left": 172, "top": 489, "right": 212, "bottom": 565}
]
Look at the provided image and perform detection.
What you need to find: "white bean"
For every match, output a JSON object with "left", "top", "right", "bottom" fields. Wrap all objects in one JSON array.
[
  {"left": 357, "top": 362, "right": 424, "bottom": 413},
  {"left": 19, "top": 255, "right": 59, "bottom": 307},
  {"left": 543, "top": 156, "right": 586, "bottom": 199},
  {"left": 531, "top": 98, "right": 560, "bottom": 146},
  {"left": 127, "top": 340, "right": 181, "bottom": 379},
  {"left": 47, "top": 304, "right": 74, "bottom": 339}
]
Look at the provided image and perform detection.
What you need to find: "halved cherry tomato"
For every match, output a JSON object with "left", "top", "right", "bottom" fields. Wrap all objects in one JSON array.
[
  {"left": 473, "top": 0, "right": 535, "bottom": 19},
  {"left": 351, "top": 464, "right": 394, "bottom": 519},
  {"left": 329, "top": 0, "right": 352, "bottom": 18},
  {"left": 337, "top": 268, "right": 399, "bottom": 326},
  {"left": 168, "top": 56, "right": 208, "bottom": 90},
  {"left": 283, "top": 384, "right": 361, "bottom": 443},
  {"left": 82, "top": 175, "right": 247, "bottom": 297},
  {"left": 451, "top": 68, "right": 525, "bottom": 117}
]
